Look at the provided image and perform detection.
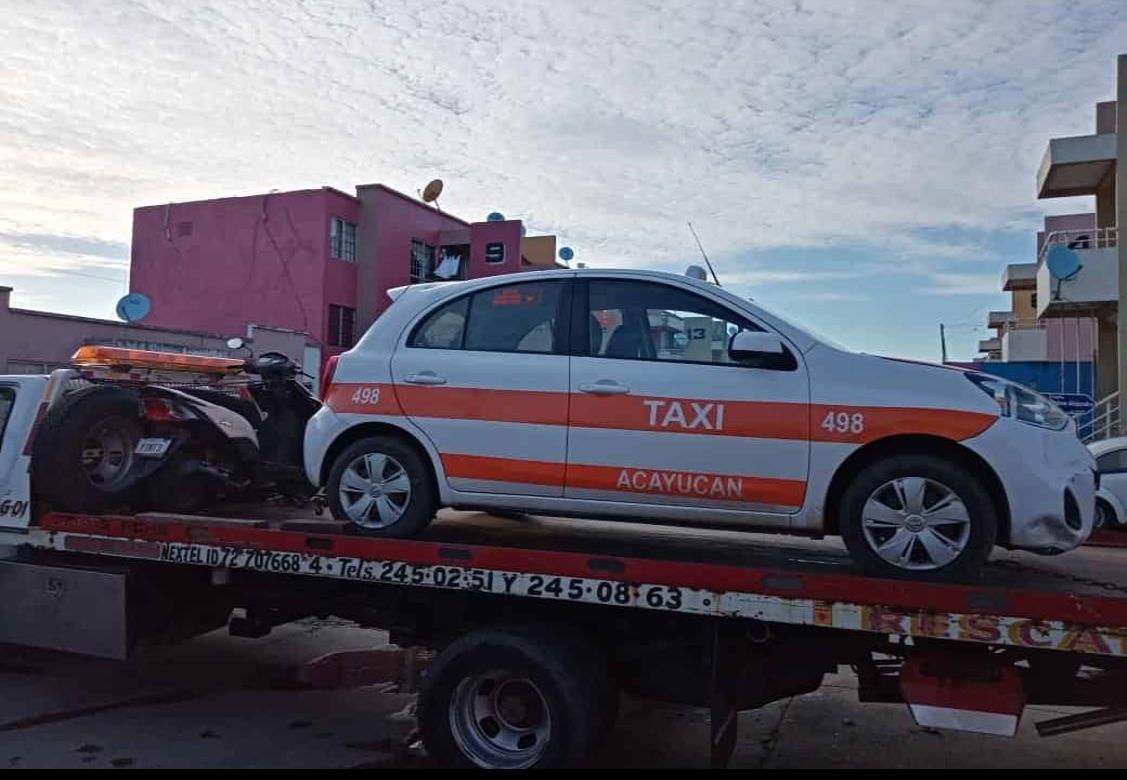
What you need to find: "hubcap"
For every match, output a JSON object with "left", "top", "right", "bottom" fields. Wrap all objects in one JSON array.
[
  {"left": 339, "top": 452, "right": 411, "bottom": 528},
  {"left": 861, "top": 476, "right": 972, "bottom": 571},
  {"left": 449, "top": 671, "right": 551, "bottom": 769},
  {"left": 80, "top": 417, "right": 140, "bottom": 489}
]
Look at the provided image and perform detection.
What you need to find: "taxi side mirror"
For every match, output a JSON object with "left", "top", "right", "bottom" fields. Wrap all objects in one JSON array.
[{"left": 729, "top": 331, "right": 785, "bottom": 362}]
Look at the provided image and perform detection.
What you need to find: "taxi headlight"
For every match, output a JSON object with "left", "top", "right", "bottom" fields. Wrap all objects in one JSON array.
[{"left": 965, "top": 373, "right": 1069, "bottom": 431}]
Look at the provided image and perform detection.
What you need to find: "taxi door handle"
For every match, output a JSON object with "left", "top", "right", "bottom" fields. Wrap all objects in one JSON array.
[
  {"left": 404, "top": 372, "right": 447, "bottom": 386},
  {"left": 578, "top": 381, "right": 629, "bottom": 396}
]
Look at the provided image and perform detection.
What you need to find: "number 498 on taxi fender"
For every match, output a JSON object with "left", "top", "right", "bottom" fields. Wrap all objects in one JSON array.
[{"left": 304, "top": 268, "right": 1096, "bottom": 582}]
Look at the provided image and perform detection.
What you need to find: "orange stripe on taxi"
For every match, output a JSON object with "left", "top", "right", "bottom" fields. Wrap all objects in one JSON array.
[
  {"left": 327, "top": 384, "right": 997, "bottom": 444},
  {"left": 440, "top": 453, "right": 806, "bottom": 507}
]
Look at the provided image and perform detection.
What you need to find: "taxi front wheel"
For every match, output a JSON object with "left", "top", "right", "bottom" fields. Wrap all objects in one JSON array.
[
  {"left": 839, "top": 455, "right": 996, "bottom": 582},
  {"left": 326, "top": 435, "right": 437, "bottom": 537}
]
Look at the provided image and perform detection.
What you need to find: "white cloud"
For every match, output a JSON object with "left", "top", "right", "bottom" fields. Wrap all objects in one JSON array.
[
  {"left": 924, "top": 272, "right": 1003, "bottom": 296},
  {"left": 0, "top": 0, "right": 1123, "bottom": 288}
]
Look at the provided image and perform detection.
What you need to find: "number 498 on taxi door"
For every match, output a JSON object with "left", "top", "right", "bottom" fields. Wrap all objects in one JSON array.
[{"left": 821, "top": 411, "right": 864, "bottom": 435}]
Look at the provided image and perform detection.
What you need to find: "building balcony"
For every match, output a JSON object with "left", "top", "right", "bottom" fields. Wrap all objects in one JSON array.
[
  {"left": 1035, "top": 227, "right": 1119, "bottom": 318},
  {"left": 1001, "top": 262, "right": 1037, "bottom": 291},
  {"left": 978, "top": 337, "right": 1001, "bottom": 357},
  {"left": 1037, "top": 133, "right": 1117, "bottom": 199},
  {"left": 1001, "top": 325, "right": 1048, "bottom": 362},
  {"left": 987, "top": 310, "right": 1017, "bottom": 328}
]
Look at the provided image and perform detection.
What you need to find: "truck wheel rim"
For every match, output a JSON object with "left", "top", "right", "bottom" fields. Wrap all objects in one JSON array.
[
  {"left": 861, "top": 477, "right": 971, "bottom": 571},
  {"left": 449, "top": 671, "right": 551, "bottom": 769},
  {"left": 339, "top": 453, "right": 411, "bottom": 528},
  {"left": 80, "top": 417, "right": 139, "bottom": 489}
]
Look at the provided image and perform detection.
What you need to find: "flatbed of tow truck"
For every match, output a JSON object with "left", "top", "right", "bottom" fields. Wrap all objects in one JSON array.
[{"left": 3, "top": 508, "right": 1127, "bottom": 767}]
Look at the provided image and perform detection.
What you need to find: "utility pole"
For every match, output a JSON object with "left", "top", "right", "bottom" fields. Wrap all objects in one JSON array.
[{"left": 939, "top": 323, "right": 948, "bottom": 364}]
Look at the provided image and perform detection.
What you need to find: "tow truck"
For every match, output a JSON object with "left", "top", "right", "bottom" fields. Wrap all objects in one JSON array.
[{"left": 2, "top": 370, "right": 1127, "bottom": 768}]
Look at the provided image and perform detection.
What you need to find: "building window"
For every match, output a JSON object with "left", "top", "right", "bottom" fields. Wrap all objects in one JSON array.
[
  {"left": 485, "top": 242, "right": 506, "bottom": 264},
  {"left": 411, "top": 240, "right": 436, "bottom": 282},
  {"left": 328, "top": 304, "right": 356, "bottom": 348},
  {"left": 330, "top": 217, "right": 357, "bottom": 262}
]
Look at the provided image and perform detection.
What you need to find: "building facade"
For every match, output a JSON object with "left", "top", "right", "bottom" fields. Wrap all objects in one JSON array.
[
  {"left": 1027, "top": 54, "right": 1124, "bottom": 428},
  {"left": 129, "top": 184, "right": 564, "bottom": 360},
  {"left": 983, "top": 213, "right": 1097, "bottom": 366},
  {"left": 973, "top": 54, "right": 1124, "bottom": 439}
]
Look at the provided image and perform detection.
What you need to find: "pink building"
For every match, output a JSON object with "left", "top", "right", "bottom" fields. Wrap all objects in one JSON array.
[{"left": 129, "top": 184, "right": 563, "bottom": 360}]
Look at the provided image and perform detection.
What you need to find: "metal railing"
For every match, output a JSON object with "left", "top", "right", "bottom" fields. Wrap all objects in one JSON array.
[
  {"left": 1078, "top": 391, "right": 1121, "bottom": 443},
  {"left": 1038, "top": 227, "right": 1118, "bottom": 264}
]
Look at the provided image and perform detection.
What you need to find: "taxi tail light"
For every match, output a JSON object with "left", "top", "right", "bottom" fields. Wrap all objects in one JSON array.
[{"left": 321, "top": 355, "right": 340, "bottom": 401}]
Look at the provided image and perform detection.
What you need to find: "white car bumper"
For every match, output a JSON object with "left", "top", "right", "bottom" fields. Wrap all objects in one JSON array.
[{"left": 965, "top": 420, "right": 1096, "bottom": 554}]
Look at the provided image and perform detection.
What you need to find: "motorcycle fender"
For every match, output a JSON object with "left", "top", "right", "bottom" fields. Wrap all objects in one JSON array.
[{"left": 140, "top": 386, "right": 260, "bottom": 450}]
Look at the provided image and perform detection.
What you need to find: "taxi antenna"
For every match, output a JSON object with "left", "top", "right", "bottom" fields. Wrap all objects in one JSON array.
[{"left": 687, "top": 222, "right": 721, "bottom": 286}]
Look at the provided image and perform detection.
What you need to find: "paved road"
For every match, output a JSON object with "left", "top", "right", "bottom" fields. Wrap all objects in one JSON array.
[{"left": 2, "top": 618, "right": 1127, "bottom": 768}]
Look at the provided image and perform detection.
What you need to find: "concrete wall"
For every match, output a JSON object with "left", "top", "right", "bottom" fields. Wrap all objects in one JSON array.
[
  {"left": 354, "top": 185, "right": 470, "bottom": 330},
  {"left": 1046, "top": 317, "right": 1096, "bottom": 361},
  {"left": 1037, "top": 246, "right": 1118, "bottom": 316},
  {"left": 1037, "top": 212, "right": 1096, "bottom": 252},
  {"left": 468, "top": 220, "right": 524, "bottom": 279},
  {"left": 0, "top": 286, "right": 306, "bottom": 374}
]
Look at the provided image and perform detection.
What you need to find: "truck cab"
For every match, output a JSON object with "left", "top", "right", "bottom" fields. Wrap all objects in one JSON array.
[{"left": 0, "top": 372, "right": 68, "bottom": 531}]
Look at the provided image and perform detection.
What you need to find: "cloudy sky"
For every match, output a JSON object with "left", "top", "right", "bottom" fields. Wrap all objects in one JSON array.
[{"left": 2, "top": 0, "right": 1125, "bottom": 360}]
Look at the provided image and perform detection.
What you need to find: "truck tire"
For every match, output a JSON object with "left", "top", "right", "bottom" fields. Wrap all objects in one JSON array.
[
  {"left": 839, "top": 454, "right": 996, "bottom": 582},
  {"left": 31, "top": 385, "right": 144, "bottom": 513},
  {"left": 326, "top": 435, "right": 436, "bottom": 537},
  {"left": 418, "top": 625, "right": 610, "bottom": 768}
]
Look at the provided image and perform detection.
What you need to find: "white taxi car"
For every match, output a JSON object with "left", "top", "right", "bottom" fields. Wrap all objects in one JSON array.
[{"left": 304, "top": 269, "right": 1095, "bottom": 580}]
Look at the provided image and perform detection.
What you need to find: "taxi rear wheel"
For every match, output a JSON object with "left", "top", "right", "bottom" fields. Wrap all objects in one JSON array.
[
  {"left": 1094, "top": 499, "right": 1115, "bottom": 529},
  {"left": 327, "top": 435, "right": 437, "bottom": 537},
  {"left": 839, "top": 455, "right": 996, "bottom": 582}
]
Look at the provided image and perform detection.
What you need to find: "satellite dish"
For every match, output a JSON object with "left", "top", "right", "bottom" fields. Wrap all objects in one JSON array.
[
  {"left": 115, "top": 293, "right": 151, "bottom": 323},
  {"left": 558, "top": 246, "right": 574, "bottom": 262},
  {"left": 1046, "top": 245, "right": 1081, "bottom": 280},
  {"left": 421, "top": 179, "right": 444, "bottom": 203},
  {"left": 487, "top": 212, "right": 505, "bottom": 223}
]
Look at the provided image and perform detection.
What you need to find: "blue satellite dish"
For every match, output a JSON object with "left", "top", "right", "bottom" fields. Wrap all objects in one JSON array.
[
  {"left": 1046, "top": 245, "right": 1081, "bottom": 280},
  {"left": 486, "top": 211, "right": 505, "bottom": 223},
  {"left": 115, "top": 293, "right": 151, "bottom": 323},
  {"left": 558, "top": 246, "right": 574, "bottom": 262}
]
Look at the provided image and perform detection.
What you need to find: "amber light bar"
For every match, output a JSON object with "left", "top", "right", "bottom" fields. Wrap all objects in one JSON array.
[{"left": 72, "top": 345, "right": 245, "bottom": 374}]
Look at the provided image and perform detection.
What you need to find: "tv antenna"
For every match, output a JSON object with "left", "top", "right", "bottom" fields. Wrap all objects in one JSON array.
[
  {"left": 687, "top": 222, "right": 721, "bottom": 285},
  {"left": 420, "top": 179, "right": 444, "bottom": 211}
]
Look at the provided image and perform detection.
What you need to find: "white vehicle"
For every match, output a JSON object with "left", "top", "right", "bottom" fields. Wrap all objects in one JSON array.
[
  {"left": 1089, "top": 437, "right": 1127, "bottom": 528},
  {"left": 303, "top": 268, "right": 1096, "bottom": 581}
]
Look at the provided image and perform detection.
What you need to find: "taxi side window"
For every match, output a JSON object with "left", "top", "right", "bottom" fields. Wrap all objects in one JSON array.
[
  {"left": 586, "top": 279, "right": 793, "bottom": 369},
  {"left": 410, "top": 296, "right": 468, "bottom": 349},
  {"left": 0, "top": 387, "right": 13, "bottom": 454},
  {"left": 1097, "top": 449, "right": 1127, "bottom": 473},
  {"left": 409, "top": 281, "right": 564, "bottom": 354}
]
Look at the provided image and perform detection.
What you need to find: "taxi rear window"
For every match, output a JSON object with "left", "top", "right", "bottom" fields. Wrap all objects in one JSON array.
[{"left": 409, "top": 281, "right": 564, "bottom": 354}]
